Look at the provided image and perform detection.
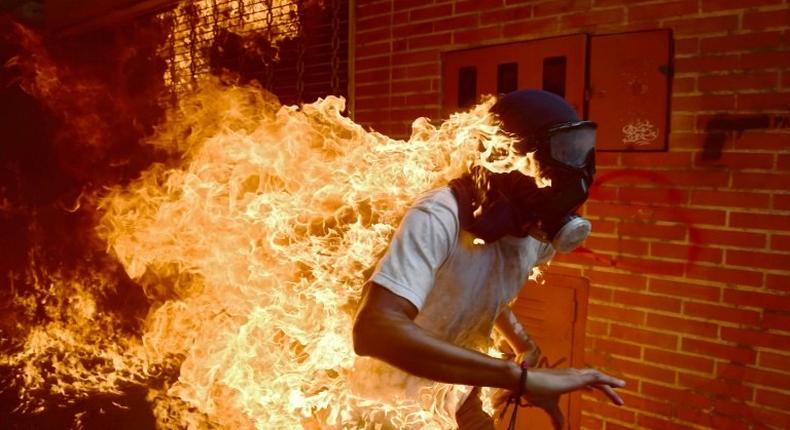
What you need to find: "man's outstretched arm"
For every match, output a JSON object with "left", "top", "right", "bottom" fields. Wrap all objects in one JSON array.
[
  {"left": 353, "top": 282, "right": 523, "bottom": 391},
  {"left": 353, "top": 282, "right": 625, "bottom": 404}
]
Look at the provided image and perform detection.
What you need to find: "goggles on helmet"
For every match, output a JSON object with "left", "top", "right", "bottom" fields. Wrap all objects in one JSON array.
[{"left": 546, "top": 121, "right": 597, "bottom": 168}]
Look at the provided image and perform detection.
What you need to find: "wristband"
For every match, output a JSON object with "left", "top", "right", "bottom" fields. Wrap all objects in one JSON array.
[{"left": 518, "top": 359, "right": 529, "bottom": 397}]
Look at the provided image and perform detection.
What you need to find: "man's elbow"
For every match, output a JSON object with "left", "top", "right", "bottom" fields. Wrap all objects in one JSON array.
[{"left": 352, "top": 313, "right": 376, "bottom": 357}]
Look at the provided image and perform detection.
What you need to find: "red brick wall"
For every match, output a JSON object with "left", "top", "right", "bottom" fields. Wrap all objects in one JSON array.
[{"left": 352, "top": 1, "right": 790, "bottom": 429}]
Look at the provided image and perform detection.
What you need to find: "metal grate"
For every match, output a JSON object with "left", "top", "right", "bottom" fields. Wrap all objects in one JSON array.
[{"left": 160, "top": 0, "right": 301, "bottom": 94}]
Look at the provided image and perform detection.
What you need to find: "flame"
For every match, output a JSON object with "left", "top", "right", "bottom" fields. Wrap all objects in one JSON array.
[
  {"left": 5, "top": 21, "right": 547, "bottom": 428},
  {"left": 90, "top": 78, "right": 541, "bottom": 428}
]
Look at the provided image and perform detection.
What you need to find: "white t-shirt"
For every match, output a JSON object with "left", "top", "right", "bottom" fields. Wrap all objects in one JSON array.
[{"left": 351, "top": 187, "right": 554, "bottom": 425}]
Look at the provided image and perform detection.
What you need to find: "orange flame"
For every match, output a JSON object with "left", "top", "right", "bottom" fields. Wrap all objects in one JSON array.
[{"left": 91, "top": 78, "right": 543, "bottom": 428}]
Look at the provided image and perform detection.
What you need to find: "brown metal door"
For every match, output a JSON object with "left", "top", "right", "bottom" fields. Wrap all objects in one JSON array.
[
  {"left": 589, "top": 29, "right": 672, "bottom": 151},
  {"left": 497, "top": 273, "right": 589, "bottom": 430},
  {"left": 442, "top": 34, "right": 588, "bottom": 118}
]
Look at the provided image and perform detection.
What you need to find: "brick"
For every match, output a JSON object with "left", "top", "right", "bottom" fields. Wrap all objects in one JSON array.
[
  {"left": 756, "top": 388, "right": 790, "bottom": 410},
  {"left": 679, "top": 372, "right": 754, "bottom": 399},
  {"left": 357, "top": 14, "right": 391, "bottom": 32},
  {"left": 686, "top": 264, "right": 764, "bottom": 286},
  {"left": 392, "top": 22, "right": 433, "bottom": 39},
  {"left": 407, "top": 32, "right": 451, "bottom": 50},
  {"left": 683, "top": 301, "right": 762, "bottom": 326},
  {"left": 357, "top": 1, "right": 392, "bottom": 18},
  {"left": 582, "top": 396, "right": 636, "bottom": 423},
  {"left": 733, "top": 131, "right": 790, "bottom": 151},
  {"left": 619, "top": 392, "right": 674, "bottom": 416},
  {"left": 646, "top": 313, "right": 719, "bottom": 338},
  {"left": 692, "top": 227, "right": 767, "bottom": 249},
  {"left": 561, "top": 7, "right": 625, "bottom": 28},
  {"left": 758, "top": 350, "right": 790, "bottom": 372},
  {"left": 742, "top": 51, "right": 790, "bottom": 69},
  {"left": 408, "top": 4, "right": 452, "bottom": 22},
  {"left": 739, "top": 93, "right": 790, "bottom": 111},
  {"left": 698, "top": 72, "right": 778, "bottom": 92},
  {"left": 719, "top": 363, "right": 790, "bottom": 390},
  {"left": 651, "top": 242, "right": 722, "bottom": 264},
  {"left": 480, "top": 6, "right": 532, "bottom": 24},
  {"left": 763, "top": 311, "right": 790, "bottom": 330},
  {"left": 730, "top": 212, "right": 790, "bottom": 231},
  {"left": 689, "top": 191, "right": 771, "bottom": 210},
  {"left": 583, "top": 236, "right": 649, "bottom": 255},
  {"left": 629, "top": 0, "right": 697, "bottom": 21},
  {"left": 356, "top": 68, "right": 391, "bottom": 83},
  {"left": 673, "top": 76, "right": 696, "bottom": 93},
  {"left": 405, "top": 92, "right": 439, "bottom": 105},
  {"left": 726, "top": 249, "right": 790, "bottom": 272},
  {"left": 593, "top": 337, "right": 642, "bottom": 358},
  {"left": 721, "top": 327, "right": 790, "bottom": 351},
  {"left": 356, "top": 82, "right": 390, "bottom": 98},
  {"left": 611, "top": 324, "right": 678, "bottom": 350},
  {"left": 391, "top": 49, "right": 437, "bottom": 65},
  {"left": 675, "top": 54, "right": 740, "bottom": 73},
  {"left": 455, "top": 0, "right": 505, "bottom": 14},
  {"left": 641, "top": 381, "right": 711, "bottom": 409},
  {"left": 700, "top": 31, "right": 784, "bottom": 54},
  {"left": 619, "top": 222, "right": 687, "bottom": 241},
  {"left": 587, "top": 318, "right": 609, "bottom": 336},
  {"left": 671, "top": 113, "right": 695, "bottom": 131},
  {"left": 712, "top": 399, "right": 758, "bottom": 425},
  {"left": 638, "top": 412, "right": 698, "bottom": 430},
  {"left": 665, "top": 15, "right": 739, "bottom": 36},
  {"left": 752, "top": 408, "right": 790, "bottom": 429},
  {"left": 588, "top": 184, "right": 617, "bottom": 201},
  {"left": 391, "top": 78, "right": 431, "bottom": 93},
  {"left": 766, "top": 274, "right": 790, "bottom": 292},
  {"left": 778, "top": 154, "right": 790, "bottom": 171},
  {"left": 769, "top": 234, "right": 790, "bottom": 252},
  {"left": 502, "top": 17, "right": 559, "bottom": 37},
  {"left": 673, "top": 94, "right": 735, "bottom": 111},
  {"left": 620, "top": 256, "right": 687, "bottom": 277},
  {"left": 580, "top": 413, "right": 603, "bottom": 430},
  {"left": 675, "top": 37, "right": 699, "bottom": 55},
  {"left": 620, "top": 152, "right": 691, "bottom": 168},
  {"left": 356, "top": 41, "right": 391, "bottom": 58},
  {"left": 610, "top": 356, "right": 676, "bottom": 382},
  {"left": 453, "top": 25, "right": 502, "bottom": 45},
  {"left": 733, "top": 172, "right": 790, "bottom": 192},
  {"left": 618, "top": 187, "right": 689, "bottom": 205},
  {"left": 589, "top": 303, "right": 645, "bottom": 325},
  {"left": 356, "top": 55, "right": 391, "bottom": 71},
  {"left": 676, "top": 405, "right": 743, "bottom": 430},
  {"left": 701, "top": 0, "right": 782, "bottom": 12},
  {"left": 649, "top": 278, "right": 720, "bottom": 302},
  {"left": 534, "top": 0, "right": 592, "bottom": 16},
  {"left": 697, "top": 151, "right": 776, "bottom": 171},
  {"left": 433, "top": 14, "right": 477, "bottom": 32}
]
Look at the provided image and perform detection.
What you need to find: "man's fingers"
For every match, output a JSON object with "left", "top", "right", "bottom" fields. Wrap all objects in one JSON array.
[
  {"left": 593, "top": 383, "right": 624, "bottom": 406},
  {"left": 580, "top": 369, "right": 626, "bottom": 389}
]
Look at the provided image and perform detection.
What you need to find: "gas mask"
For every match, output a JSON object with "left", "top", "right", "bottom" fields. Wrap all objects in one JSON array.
[{"left": 522, "top": 121, "right": 596, "bottom": 253}]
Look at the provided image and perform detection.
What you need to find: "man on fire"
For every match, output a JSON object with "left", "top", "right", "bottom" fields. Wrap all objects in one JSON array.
[{"left": 353, "top": 89, "right": 625, "bottom": 429}]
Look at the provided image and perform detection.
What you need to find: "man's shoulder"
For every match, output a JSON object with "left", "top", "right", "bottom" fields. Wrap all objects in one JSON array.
[{"left": 412, "top": 186, "right": 458, "bottom": 215}]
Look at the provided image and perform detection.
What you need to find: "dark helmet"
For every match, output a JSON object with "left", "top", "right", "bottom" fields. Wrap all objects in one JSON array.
[{"left": 491, "top": 89, "right": 596, "bottom": 172}]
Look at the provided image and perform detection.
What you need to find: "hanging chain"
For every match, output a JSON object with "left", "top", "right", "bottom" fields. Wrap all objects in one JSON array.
[
  {"left": 330, "top": 0, "right": 341, "bottom": 95},
  {"left": 296, "top": 0, "right": 306, "bottom": 104},
  {"left": 188, "top": 2, "right": 198, "bottom": 85},
  {"left": 211, "top": 0, "right": 219, "bottom": 34},
  {"left": 264, "top": 0, "right": 275, "bottom": 91}
]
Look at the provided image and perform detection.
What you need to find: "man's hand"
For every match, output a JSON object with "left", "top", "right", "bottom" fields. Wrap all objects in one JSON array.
[{"left": 496, "top": 367, "right": 625, "bottom": 430}]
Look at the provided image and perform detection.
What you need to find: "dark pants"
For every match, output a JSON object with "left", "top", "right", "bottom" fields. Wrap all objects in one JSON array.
[{"left": 455, "top": 388, "right": 496, "bottom": 430}]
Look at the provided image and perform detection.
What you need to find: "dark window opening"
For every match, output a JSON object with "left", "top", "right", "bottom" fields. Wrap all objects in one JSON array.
[
  {"left": 458, "top": 66, "right": 477, "bottom": 108},
  {"left": 542, "top": 56, "right": 567, "bottom": 98},
  {"left": 497, "top": 62, "right": 518, "bottom": 95}
]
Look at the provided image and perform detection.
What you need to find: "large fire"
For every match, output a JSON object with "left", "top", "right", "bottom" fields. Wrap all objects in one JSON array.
[{"left": 2, "top": 15, "right": 546, "bottom": 430}]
